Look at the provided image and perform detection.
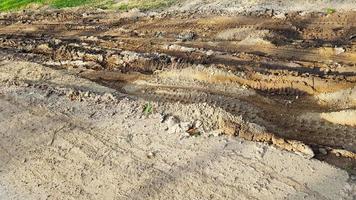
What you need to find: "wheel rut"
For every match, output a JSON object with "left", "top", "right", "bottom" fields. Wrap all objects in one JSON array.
[{"left": 0, "top": 9, "right": 355, "bottom": 171}]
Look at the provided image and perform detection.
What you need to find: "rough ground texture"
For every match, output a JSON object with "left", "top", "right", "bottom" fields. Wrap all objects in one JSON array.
[
  {"left": 0, "top": 0, "right": 356, "bottom": 199},
  {"left": 0, "top": 61, "right": 355, "bottom": 200},
  {"left": 172, "top": 0, "right": 356, "bottom": 14}
]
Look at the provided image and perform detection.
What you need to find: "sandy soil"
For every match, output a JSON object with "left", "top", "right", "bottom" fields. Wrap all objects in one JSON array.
[
  {"left": 172, "top": 0, "right": 356, "bottom": 14},
  {"left": 0, "top": 1, "right": 356, "bottom": 199},
  {"left": 0, "top": 61, "right": 355, "bottom": 200}
]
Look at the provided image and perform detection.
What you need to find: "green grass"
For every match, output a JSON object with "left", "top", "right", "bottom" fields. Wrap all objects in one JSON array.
[
  {"left": 0, "top": 0, "right": 175, "bottom": 11},
  {"left": 115, "top": 0, "right": 174, "bottom": 11},
  {"left": 52, "top": 0, "right": 94, "bottom": 8},
  {"left": 0, "top": 0, "right": 96, "bottom": 11},
  {"left": 325, "top": 7, "right": 336, "bottom": 14},
  {"left": 0, "top": 0, "right": 45, "bottom": 11},
  {"left": 143, "top": 102, "right": 153, "bottom": 116}
]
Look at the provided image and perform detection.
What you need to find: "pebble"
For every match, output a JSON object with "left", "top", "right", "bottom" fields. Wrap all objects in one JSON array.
[
  {"left": 208, "top": 129, "right": 223, "bottom": 137},
  {"left": 147, "top": 152, "right": 155, "bottom": 159},
  {"left": 206, "top": 50, "right": 214, "bottom": 56},
  {"left": 273, "top": 13, "right": 286, "bottom": 20},
  {"left": 101, "top": 93, "right": 115, "bottom": 102},
  {"left": 177, "top": 31, "right": 196, "bottom": 41},
  {"left": 163, "top": 115, "right": 180, "bottom": 127},
  {"left": 319, "top": 148, "right": 328, "bottom": 155},
  {"left": 350, "top": 175, "right": 356, "bottom": 181}
]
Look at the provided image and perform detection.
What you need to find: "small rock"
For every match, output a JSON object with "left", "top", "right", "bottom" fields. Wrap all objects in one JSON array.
[
  {"left": 167, "top": 124, "right": 182, "bottom": 134},
  {"left": 83, "top": 91, "right": 90, "bottom": 98},
  {"left": 101, "top": 93, "right": 115, "bottom": 102},
  {"left": 273, "top": 13, "right": 286, "bottom": 20},
  {"left": 206, "top": 50, "right": 214, "bottom": 56},
  {"left": 180, "top": 122, "right": 192, "bottom": 132},
  {"left": 265, "top": 9, "right": 274, "bottom": 17},
  {"left": 154, "top": 31, "right": 165, "bottom": 38},
  {"left": 147, "top": 152, "right": 155, "bottom": 159},
  {"left": 194, "top": 120, "right": 202, "bottom": 128},
  {"left": 163, "top": 115, "right": 180, "bottom": 127},
  {"left": 177, "top": 31, "right": 196, "bottom": 41},
  {"left": 319, "top": 148, "right": 328, "bottom": 155},
  {"left": 334, "top": 47, "right": 345, "bottom": 55},
  {"left": 208, "top": 129, "right": 224, "bottom": 137},
  {"left": 350, "top": 175, "right": 356, "bottom": 181},
  {"left": 53, "top": 39, "right": 62, "bottom": 45}
]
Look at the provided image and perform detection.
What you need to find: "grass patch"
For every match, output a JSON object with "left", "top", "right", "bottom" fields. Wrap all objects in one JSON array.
[
  {"left": 325, "top": 8, "right": 336, "bottom": 14},
  {"left": 143, "top": 102, "right": 153, "bottom": 116},
  {"left": 0, "top": 0, "right": 107, "bottom": 11},
  {"left": 51, "top": 0, "right": 94, "bottom": 8},
  {"left": 0, "top": 0, "right": 175, "bottom": 12},
  {"left": 0, "top": 0, "right": 45, "bottom": 11},
  {"left": 115, "top": 0, "right": 174, "bottom": 11}
]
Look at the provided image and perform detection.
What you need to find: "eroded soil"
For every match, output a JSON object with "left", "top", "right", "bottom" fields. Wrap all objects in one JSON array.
[{"left": 0, "top": 9, "right": 355, "bottom": 171}]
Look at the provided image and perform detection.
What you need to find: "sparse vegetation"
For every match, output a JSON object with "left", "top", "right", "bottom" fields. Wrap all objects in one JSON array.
[
  {"left": 115, "top": 0, "right": 174, "bottom": 11},
  {"left": 52, "top": 0, "right": 94, "bottom": 8},
  {"left": 0, "top": 0, "right": 174, "bottom": 11},
  {"left": 0, "top": 0, "right": 44, "bottom": 11},
  {"left": 143, "top": 102, "right": 153, "bottom": 116},
  {"left": 0, "top": 0, "right": 94, "bottom": 11},
  {"left": 326, "top": 7, "right": 336, "bottom": 14}
]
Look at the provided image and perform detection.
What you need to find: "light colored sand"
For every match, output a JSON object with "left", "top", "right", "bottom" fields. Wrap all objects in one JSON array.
[
  {"left": 0, "top": 61, "right": 355, "bottom": 199},
  {"left": 321, "top": 110, "right": 356, "bottom": 126},
  {"left": 172, "top": 0, "right": 356, "bottom": 13}
]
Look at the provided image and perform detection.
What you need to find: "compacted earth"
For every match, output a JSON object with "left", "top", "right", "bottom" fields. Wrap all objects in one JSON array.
[{"left": 0, "top": 2, "right": 355, "bottom": 199}]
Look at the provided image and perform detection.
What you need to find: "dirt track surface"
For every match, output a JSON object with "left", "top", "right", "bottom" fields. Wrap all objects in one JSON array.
[
  {"left": 0, "top": 6, "right": 356, "bottom": 199},
  {"left": 0, "top": 61, "right": 355, "bottom": 200}
]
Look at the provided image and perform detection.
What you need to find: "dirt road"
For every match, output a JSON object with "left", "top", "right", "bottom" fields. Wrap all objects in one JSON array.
[
  {"left": 0, "top": 3, "right": 355, "bottom": 199},
  {"left": 0, "top": 61, "right": 355, "bottom": 199}
]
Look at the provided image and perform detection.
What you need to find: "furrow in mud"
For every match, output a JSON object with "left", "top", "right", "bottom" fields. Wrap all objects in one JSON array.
[
  {"left": 1, "top": 34, "right": 355, "bottom": 96},
  {"left": 122, "top": 86, "right": 356, "bottom": 153}
]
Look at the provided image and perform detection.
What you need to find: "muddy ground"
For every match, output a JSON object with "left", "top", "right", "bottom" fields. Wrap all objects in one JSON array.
[{"left": 0, "top": 3, "right": 356, "bottom": 200}]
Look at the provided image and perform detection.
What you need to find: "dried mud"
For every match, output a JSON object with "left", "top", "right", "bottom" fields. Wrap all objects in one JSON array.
[{"left": 0, "top": 9, "right": 355, "bottom": 171}]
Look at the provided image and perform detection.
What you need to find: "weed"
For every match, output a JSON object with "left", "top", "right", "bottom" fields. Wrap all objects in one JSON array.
[
  {"left": 325, "top": 8, "right": 336, "bottom": 14},
  {"left": 143, "top": 102, "right": 153, "bottom": 116}
]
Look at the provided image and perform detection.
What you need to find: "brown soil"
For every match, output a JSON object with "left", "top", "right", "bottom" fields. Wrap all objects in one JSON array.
[{"left": 0, "top": 9, "right": 355, "bottom": 173}]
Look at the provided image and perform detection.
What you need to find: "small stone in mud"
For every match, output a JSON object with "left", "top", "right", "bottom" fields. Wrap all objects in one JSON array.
[
  {"left": 177, "top": 31, "right": 196, "bottom": 41},
  {"left": 101, "top": 93, "right": 115, "bottom": 102},
  {"left": 147, "top": 152, "right": 155, "bottom": 159},
  {"left": 83, "top": 91, "right": 90, "bottom": 98},
  {"left": 163, "top": 115, "right": 180, "bottom": 127},
  {"left": 319, "top": 148, "right": 328, "bottom": 155},
  {"left": 208, "top": 129, "right": 224, "bottom": 137},
  {"left": 351, "top": 175, "right": 356, "bottom": 181}
]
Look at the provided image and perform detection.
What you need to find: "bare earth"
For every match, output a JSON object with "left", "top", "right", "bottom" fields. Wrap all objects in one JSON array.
[
  {"left": 0, "top": 0, "right": 356, "bottom": 199},
  {"left": 0, "top": 61, "right": 354, "bottom": 200}
]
